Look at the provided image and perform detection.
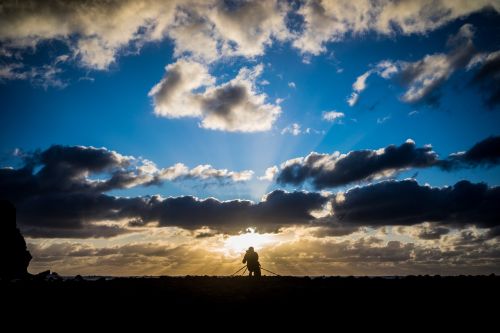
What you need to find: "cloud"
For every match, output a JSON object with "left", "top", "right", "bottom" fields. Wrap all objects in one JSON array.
[
  {"left": 0, "top": 0, "right": 179, "bottom": 70},
  {"left": 0, "top": 56, "right": 68, "bottom": 89},
  {"left": 149, "top": 60, "right": 281, "bottom": 132},
  {"left": 288, "top": 81, "right": 296, "bottom": 88},
  {"left": 281, "top": 123, "right": 302, "bottom": 136},
  {"left": 148, "top": 59, "right": 215, "bottom": 118},
  {"left": 439, "top": 135, "right": 500, "bottom": 170},
  {"left": 275, "top": 136, "right": 500, "bottom": 189},
  {"left": 398, "top": 25, "right": 477, "bottom": 104},
  {"left": 377, "top": 115, "right": 391, "bottom": 124},
  {"left": 347, "top": 24, "right": 487, "bottom": 106},
  {"left": 332, "top": 179, "right": 500, "bottom": 229},
  {"left": 0, "top": 145, "right": 333, "bottom": 237},
  {"left": 0, "top": 145, "right": 258, "bottom": 237},
  {"left": 417, "top": 225, "right": 451, "bottom": 240},
  {"left": 347, "top": 71, "right": 371, "bottom": 106},
  {"left": 207, "top": 0, "right": 291, "bottom": 58},
  {"left": 0, "top": 0, "right": 290, "bottom": 72},
  {"left": 259, "top": 166, "right": 279, "bottom": 181},
  {"left": 347, "top": 61, "right": 397, "bottom": 106},
  {"left": 3, "top": 146, "right": 499, "bottom": 274},
  {"left": 27, "top": 227, "right": 500, "bottom": 276},
  {"left": 277, "top": 139, "right": 439, "bottom": 189},
  {"left": 468, "top": 50, "right": 500, "bottom": 107},
  {"left": 15, "top": 189, "right": 330, "bottom": 237},
  {"left": 2, "top": 0, "right": 496, "bottom": 83},
  {"left": 293, "top": 0, "right": 498, "bottom": 56},
  {"left": 5, "top": 145, "right": 253, "bottom": 195},
  {"left": 322, "top": 111, "right": 345, "bottom": 123},
  {"left": 0, "top": 0, "right": 283, "bottom": 66},
  {"left": 137, "top": 190, "right": 330, "bottom": 233}
]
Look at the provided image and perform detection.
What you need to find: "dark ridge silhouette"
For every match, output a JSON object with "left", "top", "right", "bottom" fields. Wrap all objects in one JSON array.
[
  {"left": 1, "top": 275, "right": 498, "bottom": 322},
  {"left": 0, "top": 200, "right": 31, "bottom": 279}
]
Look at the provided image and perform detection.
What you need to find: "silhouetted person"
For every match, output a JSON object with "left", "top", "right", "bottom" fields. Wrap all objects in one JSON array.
[
  {"left": 242, "top": 247, "right": 261, "bottom": 277},
  {"left": 0, "top": 200, "right": 32, "bottom": 279}
]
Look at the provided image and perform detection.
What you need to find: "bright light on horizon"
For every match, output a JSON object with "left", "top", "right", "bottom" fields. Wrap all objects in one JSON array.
[{"left": 223, "top": 228, "right": 277, "bottom": 255}]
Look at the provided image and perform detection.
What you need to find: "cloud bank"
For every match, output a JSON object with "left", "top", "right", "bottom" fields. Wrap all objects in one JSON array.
[{"left": 276, "top": 136, "right": 500, "bottom": 189}]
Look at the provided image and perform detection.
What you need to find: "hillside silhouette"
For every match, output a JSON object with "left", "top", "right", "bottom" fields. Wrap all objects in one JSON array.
[{"left": 0, "top": 200, "right": 31, "bottom": 279}]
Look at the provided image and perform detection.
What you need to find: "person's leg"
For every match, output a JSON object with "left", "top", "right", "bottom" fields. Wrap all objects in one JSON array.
[{"left": 255, "top": 267, "right": 261, "bottom": 277}]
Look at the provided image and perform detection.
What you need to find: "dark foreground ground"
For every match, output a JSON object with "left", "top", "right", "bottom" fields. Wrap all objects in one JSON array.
[{"left": 2, "top": 275, "right": 499, "bottom": 320}]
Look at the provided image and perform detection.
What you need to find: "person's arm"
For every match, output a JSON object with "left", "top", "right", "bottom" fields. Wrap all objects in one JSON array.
[{"left": 242, "top": 254, "right": 247, "bottom": 264}]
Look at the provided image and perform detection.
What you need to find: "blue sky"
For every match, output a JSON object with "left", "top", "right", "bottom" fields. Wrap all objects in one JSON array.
[
  {"left": 2, "top": 6, "right": 499, "bottom": 201},
  {"left": 1, "top": 1, "right": 499, "bottom": 275}
]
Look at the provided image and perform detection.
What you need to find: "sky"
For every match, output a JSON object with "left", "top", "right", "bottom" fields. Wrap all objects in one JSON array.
[{"left": 1, "top": 0, "right": 500, "bottom": 276}]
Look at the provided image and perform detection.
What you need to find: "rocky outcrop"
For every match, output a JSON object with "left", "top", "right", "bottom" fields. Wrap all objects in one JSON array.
[{"left": 0, "top": 200, "right": 32, "bottom": 279}]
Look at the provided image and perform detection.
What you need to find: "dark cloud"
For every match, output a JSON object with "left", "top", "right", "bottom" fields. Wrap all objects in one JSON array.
[
  {"left": 131, "top": 190, "right": 330, "bottom": 233},
  {"left": 0, "top": 145, "right": 329, "bottom": 237},
  {"left": 201, "top": 84, "right": 248, "bottom": 118},
  {"left": 486, "top": 226, "right": 500, "bottom": 239},
  {"left": 470, "top": 51, "right": 500, "bottom": 108},
  {"left": 440, "top": 135, "right": 500, "bottom": 170},
  {"left": 277, "top": 140, "right": 439, "bottom": 189},
  {"left": 333, "top": 179, "right": 500, "bottom": 229},
  {"left": 3, "top": 143, "right": 500, "bottom": 239},
  {"left": 0, "top": 145, "right": 131, "bottom": 200},
  {"left": 277, "top": 136, "right": 500, "bottom": 189},
  {"left": 1, "top": 144, "right": 253, "bottom": 197},
  {"left": 417, "top": 226, "right": 450, "bottom": 240},
  {"left": 33, "top": 145, "right": 130, "bottom": 193}
]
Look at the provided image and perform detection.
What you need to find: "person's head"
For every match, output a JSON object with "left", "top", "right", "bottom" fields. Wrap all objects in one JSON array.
[{"left": 248, "top": 246, "right": 254, "bottom": 252}]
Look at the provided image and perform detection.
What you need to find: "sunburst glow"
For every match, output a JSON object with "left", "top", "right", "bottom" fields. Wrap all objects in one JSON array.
[{"left": 223, "top": 228, "right": 277, "bottom": 255}]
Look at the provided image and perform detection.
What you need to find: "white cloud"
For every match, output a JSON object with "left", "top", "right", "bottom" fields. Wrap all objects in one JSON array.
[
  {"left": 208, "top": 0, "right": 291, "bottom": 58},
  {"left": 288, "top": 81, "right": 296, "bottom": 88},
  {"left": 148, "top": 59, "right": 215, "bottom": 118},
  {"left": 400, "top": 54, "right": 452, "bottom": 103},
  {"left": 322, "top": 111, "right": 345, "bottom": 123},
  {"left": 0, "top": 62, "right": 67, "bottom": 89},
  {"left": 377, "top": 115, "right": 391, "bottom": 124},
  {"left": 376, "top": 60, "right": 399, "bottom": 79},
  {"left": 186, "top": 165, "right": 254, "bottom": 182},
  {"left": 352, "top": 70, "right": 371, "bottom": 92},
  {"left": 347, "top": 92, "right": 360, "bottom": 107},
  {"left": 305, "top": 128, "right": 326, "bottom": 135},
  {"left": 259, "top": 166, "right": 279, "bottom": 181},
  {"left": 347, "top": 61, "right": 399, "bottom": 106},
  {"left": 149, "top": 59, "right": 281, "bottom": 132},
  {"left": 347, "top": 70, "right": 373, "bottom": 106},
  {"left": 0, "top": 0, "right": 179, "bottom": 70},
  {"left": 346, "top": 24, "right": 481, "bottom": 105},
  {"left": 281, "top": 123, "right": 302, "bottom": 136},
  {"left": 293, "top": 0, "right": 498, "bottom": 56},
  {"left": 122, "top": 159, "right": 254, "bottom": 187},
  {"left": 0, "top": 0, "right": 291, "bottom": 72},
  {"left": 466, "top": 50, "right": 500, "bottom": 70}
]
